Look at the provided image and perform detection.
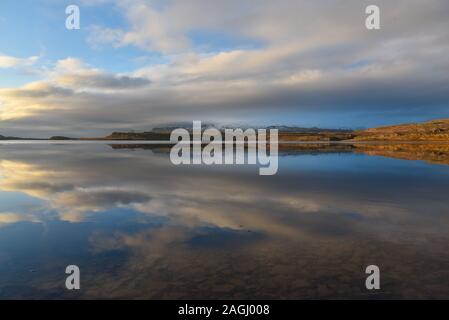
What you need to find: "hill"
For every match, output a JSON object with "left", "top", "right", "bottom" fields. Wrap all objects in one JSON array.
[
  {"left": 0, "top": 134, "right": 28, "bottom": 140},
  {"left": 353, "top": 119, "right": 449, "bottom": 141}
]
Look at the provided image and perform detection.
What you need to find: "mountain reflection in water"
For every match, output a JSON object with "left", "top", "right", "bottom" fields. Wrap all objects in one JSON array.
[{"left": 0, "top": 142, "right": 449, "bottom": 299}]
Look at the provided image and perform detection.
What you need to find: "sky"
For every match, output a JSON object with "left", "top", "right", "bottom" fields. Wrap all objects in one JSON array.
[{"left": 0, "top": 0, "right": 448, "bottom": 137}]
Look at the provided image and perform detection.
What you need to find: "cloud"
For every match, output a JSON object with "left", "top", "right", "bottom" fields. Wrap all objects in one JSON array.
[
  {"left": 0, "top": 57, "right": 152, "bottom": 124},
  {"left": 0, "top": 0, "right": 449, "bottom": 135},
  {"left": 53, "top": 57, "right": 151, "bottom": 91},
  {"left": 0, "top": 54, "right": 39, "bottom": 68},
  {"left": 87, "top": 26, "right": 125, "bottom": 49}
]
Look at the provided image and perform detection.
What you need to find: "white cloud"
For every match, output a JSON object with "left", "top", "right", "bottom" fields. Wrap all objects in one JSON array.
[
  {"left": 0, "top": 54, "right": 39, "bottom": 68},
  {"left": 87, "top": 26, "right": 125, "bottom": 49}
]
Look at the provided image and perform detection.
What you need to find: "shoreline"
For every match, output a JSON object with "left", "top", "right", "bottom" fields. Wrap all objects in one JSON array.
[{"left": 1, "top": 139, "right": 449, "bottom": 145}]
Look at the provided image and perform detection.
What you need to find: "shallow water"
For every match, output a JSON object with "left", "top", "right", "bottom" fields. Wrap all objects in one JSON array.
[{"left": 0, "top": 143, "right": 448, "bottom": 299}]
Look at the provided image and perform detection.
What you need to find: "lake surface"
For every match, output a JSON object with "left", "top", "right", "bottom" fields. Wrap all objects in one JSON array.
[{"left": 0, "top": 142, "right": 449, "bottom": 299}]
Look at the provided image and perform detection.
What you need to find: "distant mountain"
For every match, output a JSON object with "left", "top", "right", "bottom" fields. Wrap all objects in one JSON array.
[
  {"left": 265, "top": 126, "right": 353, "bottom": 133},
  {"left": 151, "top": 123, "right": 353, "bottom": 133},
  {"left": 101, "top": 131, "right": 171, "bottom": 140},
  {"left": 0, "top": 134, "right": 27, "bottom": 140}
]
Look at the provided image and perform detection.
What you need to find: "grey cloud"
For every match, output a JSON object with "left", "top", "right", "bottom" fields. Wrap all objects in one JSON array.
[
  {"left": 1, "top": 85, "right": 73, "bottom": 98},
  {"left": 60, "top": 73, "right": 151, "bottom": 90},
  {"left": 1, "top": 0, "right": 449, "bottom": 135}
]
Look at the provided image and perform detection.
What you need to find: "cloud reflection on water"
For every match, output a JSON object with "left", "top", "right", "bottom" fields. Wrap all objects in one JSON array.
[{"left": 0, "top": 144, "right": 448, "bottom": 299}]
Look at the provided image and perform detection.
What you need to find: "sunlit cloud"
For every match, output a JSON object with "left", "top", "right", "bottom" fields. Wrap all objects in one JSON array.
[{"left": 0, "top": 54, "right": 39, "bottom": 69}]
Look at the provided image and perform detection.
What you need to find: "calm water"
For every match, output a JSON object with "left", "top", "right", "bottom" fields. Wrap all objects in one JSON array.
[{"left": 0, "top": 143, "right": 449, "bottom": 299}]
